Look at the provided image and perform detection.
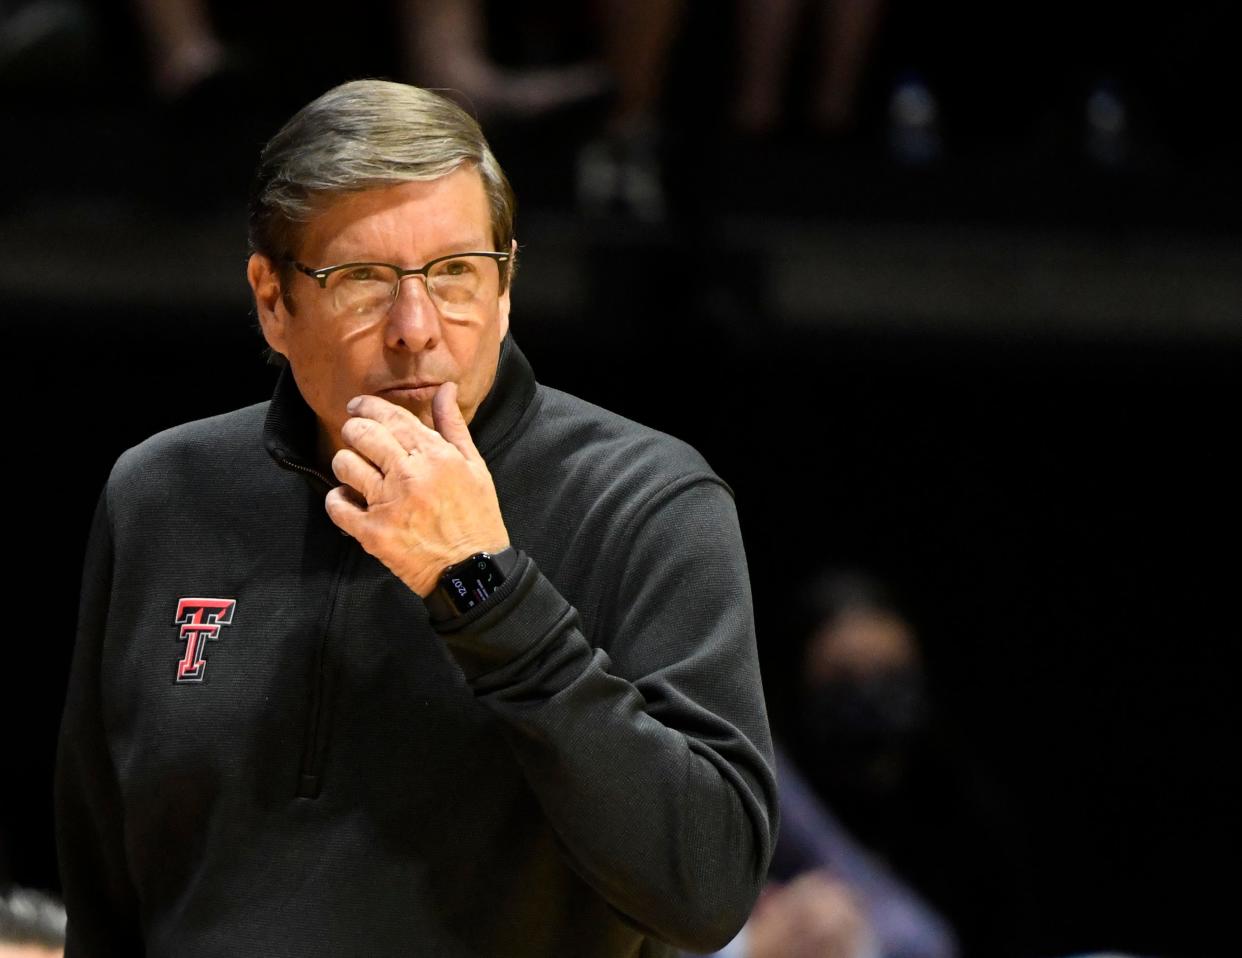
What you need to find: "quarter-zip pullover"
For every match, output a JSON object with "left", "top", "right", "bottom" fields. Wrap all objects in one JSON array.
[{"left": 56, "top": 336, "right": 778, "bottom": 957}]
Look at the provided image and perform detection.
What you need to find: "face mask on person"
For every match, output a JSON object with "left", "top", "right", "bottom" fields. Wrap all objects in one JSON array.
[{"left": 799, "top": 666, "right": 930, "bottom": 797}]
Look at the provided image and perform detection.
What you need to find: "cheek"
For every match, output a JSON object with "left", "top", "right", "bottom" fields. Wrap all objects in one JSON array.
[
  {"left": 285, "top": 327, "right": 370, "bottom": 421},
  {"left": 439, "top": 326, "right": 489, "bottom": 411},
  {"left": 466, "top": 330, "right": 504, "bottom": 403}
]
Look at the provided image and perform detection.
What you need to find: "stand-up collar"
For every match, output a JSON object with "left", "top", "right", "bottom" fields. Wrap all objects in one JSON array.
[
  {"left": 466, "top": 335, "right": 538, "bottom": 456},
  {"left": 263, "top": 335, "right": 538, "bottom": 476}
]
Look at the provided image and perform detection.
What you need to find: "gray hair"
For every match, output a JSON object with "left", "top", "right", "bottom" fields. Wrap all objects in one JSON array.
[
  {"left": 248, "top": 80, "right": 517, "bottom": 292},
  {"left": 0, "top": 888, "right": 67, "bottom": 949}
]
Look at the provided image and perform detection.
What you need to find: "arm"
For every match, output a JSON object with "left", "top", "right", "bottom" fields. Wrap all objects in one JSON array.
[
  {"left": 55, "top": 490, "right": 144, "bottom": 957},
  {"left": 435, "top": 477, "right": 778, "bottom": 951},
  {"left": 326, "top": 388, "right": 778, "bottom": 949}
]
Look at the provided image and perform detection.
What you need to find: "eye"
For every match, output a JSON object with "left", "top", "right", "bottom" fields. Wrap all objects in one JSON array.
[
  {"left": 342, "top": 266, "right": 382, "bottom": 282},
  {"left": 437, "top": 258, "right": 477, "bottom": 277}
]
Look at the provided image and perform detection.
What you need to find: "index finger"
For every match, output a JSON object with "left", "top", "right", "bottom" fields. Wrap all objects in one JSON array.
[
  {"left": 338, "top": 417, "right": 410, "bottom": 478},
  {"left": 345, "top": 394, "right": 440, "bottom": 451}
]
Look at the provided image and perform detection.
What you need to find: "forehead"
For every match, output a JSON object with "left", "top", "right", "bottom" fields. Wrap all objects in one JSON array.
[
  {"left": 299, "top": 165, "right": 492, "bottom": 261},
  {"left": 807, "top": 610, "right": 918, "bottom": 680}
]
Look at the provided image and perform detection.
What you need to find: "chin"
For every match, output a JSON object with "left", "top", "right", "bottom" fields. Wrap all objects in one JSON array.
[{"left": 395, "top": 400, "right": 435, "bottom": 429}]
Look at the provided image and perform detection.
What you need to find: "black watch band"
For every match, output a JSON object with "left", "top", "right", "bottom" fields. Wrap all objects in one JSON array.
[{"left": 425, "top": 547, "right": 519, "bottom": 621}]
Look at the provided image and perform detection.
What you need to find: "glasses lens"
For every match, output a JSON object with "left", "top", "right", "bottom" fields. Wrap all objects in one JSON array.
[
  {"left": 328, "top": 265, "right": 400, "bottom": 315},
  {"left": 427, "top": 255, "right": 491, "bottom": 315}
]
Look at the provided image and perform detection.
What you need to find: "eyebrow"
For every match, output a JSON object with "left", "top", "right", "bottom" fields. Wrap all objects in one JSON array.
[
  {"left": 372, "top": 240, "right": 496, "bottom": 265},
  {"left": 313, "top": 235, "right": 496, "bottom": 267}
]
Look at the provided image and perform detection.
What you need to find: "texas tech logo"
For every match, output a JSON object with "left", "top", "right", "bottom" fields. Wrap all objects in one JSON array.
[{"left": 173, "top": 598, "right": 236, "bottom": 683}]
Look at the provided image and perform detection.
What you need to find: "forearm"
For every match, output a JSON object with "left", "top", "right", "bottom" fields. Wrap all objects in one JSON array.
[{"left": 436, "top": 483, "right": 777, "bottom": 950}]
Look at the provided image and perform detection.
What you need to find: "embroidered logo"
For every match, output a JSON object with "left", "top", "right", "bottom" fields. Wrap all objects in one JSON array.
[{"left": 173, "top": 598, "right": 236, "bottom": 683}]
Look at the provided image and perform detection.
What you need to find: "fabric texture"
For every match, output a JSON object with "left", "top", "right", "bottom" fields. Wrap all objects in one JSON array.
[{"left": 56, "top": 336, "right": 778, "bottom": 957}]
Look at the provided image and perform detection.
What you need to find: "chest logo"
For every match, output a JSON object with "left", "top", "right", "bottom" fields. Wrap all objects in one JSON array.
[{"left": 173, "top": 598, "right": 237, "bottom": 683}]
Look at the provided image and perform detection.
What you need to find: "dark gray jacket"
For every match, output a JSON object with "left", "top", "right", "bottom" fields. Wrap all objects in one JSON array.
[{"left": 57, "top": 336, "right": 777, "bottom": 957}]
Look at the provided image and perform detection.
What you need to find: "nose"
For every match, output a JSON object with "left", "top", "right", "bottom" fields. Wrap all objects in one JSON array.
[{"left": 383, "top": 275, "right": 439, "bottom": 352}]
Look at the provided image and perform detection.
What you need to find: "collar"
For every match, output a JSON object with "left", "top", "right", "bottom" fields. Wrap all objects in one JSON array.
[{"left": 263, "top": 334, "right": 538, "bottom": 479}]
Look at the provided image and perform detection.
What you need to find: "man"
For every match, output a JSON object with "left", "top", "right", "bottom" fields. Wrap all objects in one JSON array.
[{"left": 55, "top": 80, "right": 777, "bottom": 957}]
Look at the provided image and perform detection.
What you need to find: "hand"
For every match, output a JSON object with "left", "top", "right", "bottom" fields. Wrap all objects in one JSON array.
[
  {"left": 325, "top": 382, "right": 510, "bottom": 598},
  {"left": 746, "top": 871, "right": 874, "bottom": 958}
]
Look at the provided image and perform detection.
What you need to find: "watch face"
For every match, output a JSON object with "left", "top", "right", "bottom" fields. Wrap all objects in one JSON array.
[{"left": 444, "top": 554, "right": 502, "bottom": 613}]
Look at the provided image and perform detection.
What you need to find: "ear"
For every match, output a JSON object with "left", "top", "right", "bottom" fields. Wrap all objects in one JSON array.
[
  {"left": 248, "top": 253, "right": 289, "bottom": 357},
  {"left": 497, "top": 239, "right": 516, "bottom": 339}
]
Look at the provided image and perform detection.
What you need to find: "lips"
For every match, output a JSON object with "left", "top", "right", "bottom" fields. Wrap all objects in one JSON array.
[
  {"left": 380, "top": 381, "right": 442, "bottom": 392},
  {"left": 378, "top": 382, "right": 443, "bottom": 402}
]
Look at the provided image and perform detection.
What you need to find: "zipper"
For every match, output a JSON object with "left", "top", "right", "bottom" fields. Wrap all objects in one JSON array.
[
  {"left": 276, "top": 457, "right": 333, "bottom": 491},
  {"left": 294, "top": 525, "right": 356, "bottom": 799},
  {"left": 275, "top": 452, "right": 354, "bottom": 800}
]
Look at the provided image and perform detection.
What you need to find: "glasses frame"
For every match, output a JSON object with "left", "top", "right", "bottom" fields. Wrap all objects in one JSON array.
[{"left": 290, "top": 250, "right": 511, "bottom": 312}]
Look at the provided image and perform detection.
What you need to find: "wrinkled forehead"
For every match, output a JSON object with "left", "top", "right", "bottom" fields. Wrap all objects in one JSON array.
[{"left": 295, "top": 166, "right": 492, "bottom": 261}]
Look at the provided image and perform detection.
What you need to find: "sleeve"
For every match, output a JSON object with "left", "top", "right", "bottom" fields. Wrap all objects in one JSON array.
[
  {"left": 55, "top": 489, "right": 145, "bottom": 956},
  {"left": 434, "top": 476, "right": 779, "bottom": 952}
]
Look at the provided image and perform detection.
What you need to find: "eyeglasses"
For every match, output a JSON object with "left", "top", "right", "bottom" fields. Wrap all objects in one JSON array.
[{"left": 292, "top": 251, "right": 510, "bottom": 318}]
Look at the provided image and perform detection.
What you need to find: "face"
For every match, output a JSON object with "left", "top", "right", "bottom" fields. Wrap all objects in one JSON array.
[
  {"left": 804, "top": 609, "right": 919, "bottom": 686},
  {"left": 249, "top": 165, "right": 512, "bottom": 457}
]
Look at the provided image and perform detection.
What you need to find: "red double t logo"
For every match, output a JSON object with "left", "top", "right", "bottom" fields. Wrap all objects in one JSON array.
[{"left": 173, "top": 598, "right": 237, "bottom": 683}]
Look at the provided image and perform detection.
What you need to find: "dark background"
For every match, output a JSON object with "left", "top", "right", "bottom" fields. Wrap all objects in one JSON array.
[{"left": 1, "top": 1, "right": 1237, "bottom": 955}]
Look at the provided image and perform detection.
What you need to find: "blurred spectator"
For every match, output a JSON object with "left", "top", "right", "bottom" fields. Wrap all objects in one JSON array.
[
  {"left": 576, "top": 0, "right": 686, "bottom": 222},
  {"left": 785, "top": 570, "right": 1036, "bottom": 955},
  {"left": 741, "top": 870, "right": 878, "bottom": 958},
  {"left": 885, "top": 70, "right": 942, "bottom": 166},
  {"left": 690, "top": 735, "right": 958, "bottom": 958},
  {"left": 393, "top": 0, "right": 681, "bottom": 218},
  {"left": 733, "top": 0, "right": 886, "bottom": 138},
  {"left": 0, "top": 0, "right": 91, "bottom": 88},
  {"left": 131, "top": 0, "right": 220, "bottom": 100},
  {"left": 0, "top": 888, "right": 65, "bottom": 958},
  {"left": 400, "top": 0, "right": 607, "bottom": 120},
  {"left": 685, "top": 740, "right": 958, "bottom": 958},
  {"left": 688, "top": 567, "right": 1030, "bottom": 958},
  {"left": 765, "top": 744, "right": 957, "bottom": 958},
  {"left": 731, "top": 0, "right": 946, "bottom": 167},
  {"left": 687, "top": 875, "right": 876, "bottom": 958}
]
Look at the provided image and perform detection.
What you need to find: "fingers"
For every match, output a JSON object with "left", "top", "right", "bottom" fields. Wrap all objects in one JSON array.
[
  {"left": 346, "top": 394, "right": 437, "bottom": 452},
  {"left": 345, "top": 389, "right": 480, "bottom": 461},
  {"left": 324, "top": 484, "right": 367, "bottom": 537},
  {"left": 330, "top": 447, "right": 385, "bottom": 504},
  {"left": 338, "top": 415, "right": 409, "bottom": 477},
  {"left": 431, "top": 382, "right": 478, "bottom": 460}
]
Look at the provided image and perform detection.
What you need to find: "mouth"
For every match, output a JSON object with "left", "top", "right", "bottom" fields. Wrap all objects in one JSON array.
[{"left": 378, "top": 382, "right": 442, "bottom": 402}]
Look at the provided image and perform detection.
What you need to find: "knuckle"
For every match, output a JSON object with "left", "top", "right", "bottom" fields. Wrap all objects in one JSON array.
[{"left": 367, "top": 398, "right": 401, "bottom": 424}]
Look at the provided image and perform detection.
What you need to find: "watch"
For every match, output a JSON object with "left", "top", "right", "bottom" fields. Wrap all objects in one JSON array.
[{"left": 425, "top": 547, "right": 518, "bottom": 621}]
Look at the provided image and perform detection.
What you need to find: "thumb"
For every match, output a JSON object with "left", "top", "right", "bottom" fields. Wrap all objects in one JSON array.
[{"left": 432, "top": 381, "right": 477, "bottom": 458}]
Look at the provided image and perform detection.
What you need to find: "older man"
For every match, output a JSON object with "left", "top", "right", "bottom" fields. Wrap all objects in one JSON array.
[{"left": 55, "top": 80, "right": 777, "bottom": 957}]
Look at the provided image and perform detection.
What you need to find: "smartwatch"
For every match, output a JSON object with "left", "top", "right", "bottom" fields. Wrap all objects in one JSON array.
[{"left": 425, "top": 547, "right": 518, "bottom": 621}]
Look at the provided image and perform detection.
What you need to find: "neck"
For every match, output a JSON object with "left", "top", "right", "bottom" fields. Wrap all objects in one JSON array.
[{"left": 315, "top": 426, "right": 340, "bottom": 477}]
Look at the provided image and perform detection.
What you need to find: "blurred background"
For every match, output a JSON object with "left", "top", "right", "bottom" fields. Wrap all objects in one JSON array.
[{"left": 0, "top": 1, "right": 1236, "bottom": 956}]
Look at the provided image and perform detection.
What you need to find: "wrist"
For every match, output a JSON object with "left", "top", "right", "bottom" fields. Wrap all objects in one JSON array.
[{"left": 424, "top": 546, "right": 519, "bottom": 621}]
